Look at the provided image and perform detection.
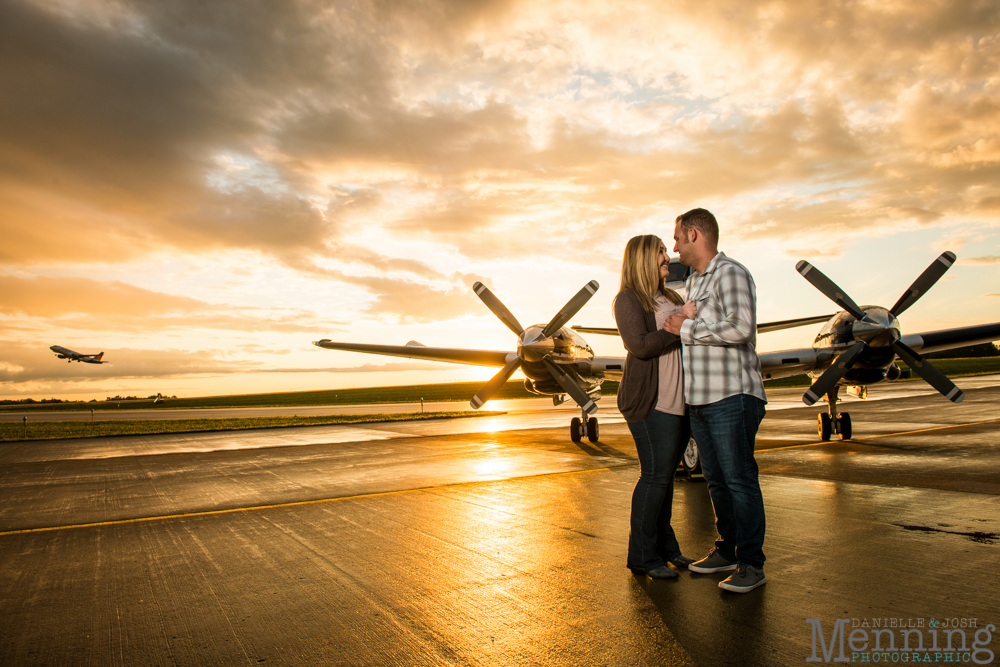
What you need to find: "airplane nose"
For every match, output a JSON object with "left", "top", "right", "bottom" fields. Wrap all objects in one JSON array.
[
  {"left": 852, "top": 310, "right": 899, "bottom": 347},
  {"left": 518, "top": 339, "right": 555, "bottom": 362}
]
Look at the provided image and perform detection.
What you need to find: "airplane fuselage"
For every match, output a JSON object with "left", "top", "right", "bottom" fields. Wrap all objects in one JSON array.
[
  {"left": 518, "top": 325, "right": 601, "bottom": 397},
  {"left": 809, "top": 307, "right": 902, "bottom": 386},
  {"left": 50, "top": 345, "right": 105, "bottom": 364}
]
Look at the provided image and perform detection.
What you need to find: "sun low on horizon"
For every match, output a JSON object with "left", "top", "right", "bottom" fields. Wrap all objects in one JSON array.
[{"left": 2, "top": 0, "right": 1000, "bottom": 401}]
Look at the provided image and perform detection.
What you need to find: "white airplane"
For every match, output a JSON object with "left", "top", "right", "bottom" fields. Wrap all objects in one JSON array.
[
  {"left": 313, "top": 252, "right": 1000, "bottom": 462},
  {"left": 50, "top": 345, "right": 106, "bottom": 364}
]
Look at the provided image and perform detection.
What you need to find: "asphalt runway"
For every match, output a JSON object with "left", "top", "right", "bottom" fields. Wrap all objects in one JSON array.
[
  {"left": 6, "top": 374, "right": 1000, "bottom": 423},
  {"left": 1, "top": 379, "right": 999, "bottom": 666}
]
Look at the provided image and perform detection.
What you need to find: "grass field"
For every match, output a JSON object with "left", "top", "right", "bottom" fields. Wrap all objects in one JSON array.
[
  {"left": 0, "top": 380, "right": 595, "bottom": 412},
  {"left": 0, "top": 411, "right": 505, "bottom": 443}
]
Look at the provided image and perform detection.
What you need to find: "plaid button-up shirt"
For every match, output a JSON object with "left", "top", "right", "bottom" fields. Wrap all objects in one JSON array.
[{"left": 679, "top": 252, "right": 767, "bottom": 406}]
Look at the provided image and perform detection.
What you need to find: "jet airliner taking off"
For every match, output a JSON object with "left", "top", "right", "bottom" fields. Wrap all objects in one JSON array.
[
  {"left": 50, "top": 345, "right": 106, "bottom": 364},
  {"left": 313, "top": 252, "right": 1000, "bottom": 455}
]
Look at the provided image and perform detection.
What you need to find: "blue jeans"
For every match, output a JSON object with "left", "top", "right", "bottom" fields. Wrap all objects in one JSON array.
[
  {"left": 688, "top": 394, "right": 767, "bottom": 569},
  {"left": 625, "top": 410, "right": 690, "bottom": 572}
]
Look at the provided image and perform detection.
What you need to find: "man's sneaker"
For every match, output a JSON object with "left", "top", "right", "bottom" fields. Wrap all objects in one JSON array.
[
  {"left": 669, "top": 554, "right": 696, "bottom": 569},
  {"left": 719, "top": 564, "right": 766, "bottom": 593},
  {"left": 688, "top": 548, "right": 738, "bottom": 574}
]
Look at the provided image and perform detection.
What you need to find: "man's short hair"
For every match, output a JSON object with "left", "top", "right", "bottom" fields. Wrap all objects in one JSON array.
[{"left": 676, "top": 208, "right": 719, "bottom": 246}]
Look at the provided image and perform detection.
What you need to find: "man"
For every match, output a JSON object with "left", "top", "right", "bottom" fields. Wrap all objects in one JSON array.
[{"left": 664, "top": 208, "right": 768, "bottom": 593}]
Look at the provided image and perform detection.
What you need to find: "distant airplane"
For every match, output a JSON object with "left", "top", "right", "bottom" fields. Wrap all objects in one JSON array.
[
  {"left": 50, "top": 345, "right": 106, "bottom": 364},
  {"left": 314, "top": 253, "right": 1000, "bottom": 468}
]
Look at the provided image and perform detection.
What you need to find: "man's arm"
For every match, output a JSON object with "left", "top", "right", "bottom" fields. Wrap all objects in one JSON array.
[{"left": 680, "top": 263, "right": 756, "bottom": 346}]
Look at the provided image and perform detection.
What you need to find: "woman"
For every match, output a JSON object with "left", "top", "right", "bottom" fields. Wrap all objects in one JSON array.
[{"left": 613, "top": 234, "right": 695, "bottom": 579}]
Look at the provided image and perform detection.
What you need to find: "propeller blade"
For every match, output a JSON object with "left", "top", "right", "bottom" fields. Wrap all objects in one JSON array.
[
  {"left": 892, "top": 341, "right": 964, "bottom": 403},
  {"left": 889, "top": 251, "right": 957, "bottom": 317},
  {"left": 540, "top": 356, "right": 598, "bottom": 415},
  {"left": 470, "top": 357, "right": 522, "bottom": 409},
  {"left": 542, "top": 280, "right": 600, "bottom": 338},
  {"left": 803, "top": 341, "right": 866, "bottom": 406},
  {"left": 473, "top": 282, "right": 524, "bottom": 336},
  {"left": 795, "top": 261, "right": 869, "bottom": 322}
]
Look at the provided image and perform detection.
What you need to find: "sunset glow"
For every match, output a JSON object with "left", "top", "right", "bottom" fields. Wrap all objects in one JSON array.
[{"left": 2, "top": 0, "right": 999, "bottom": 400}]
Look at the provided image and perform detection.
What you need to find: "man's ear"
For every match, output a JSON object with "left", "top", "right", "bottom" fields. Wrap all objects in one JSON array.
[{"left": 688, "top": 228, "right": 699, "bottom": 244}]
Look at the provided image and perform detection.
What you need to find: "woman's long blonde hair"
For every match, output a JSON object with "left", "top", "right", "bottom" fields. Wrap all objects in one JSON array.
[{"left": 617, "top": 234, "right": 684, "bottom": 313}]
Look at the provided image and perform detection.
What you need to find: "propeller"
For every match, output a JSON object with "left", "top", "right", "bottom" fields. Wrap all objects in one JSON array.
[
  {"left": 540, "top": 356, "right": 598, "bottom": 415},
  {"left": 797, "top": 252, "right": 961, "bottom": 405},
  {"left": 795, "top": 260, "right": 869, "bottom": 321},
  {"left": 889, "top": 251, "right": 956, "bottom": 317},
  {"left": 470, "top": 356, "right": 522, "bottom": 409},
  {"left": 890, "top": 341, "right": 964, "bottom": 403},
  {"left": 473, "top": 282, "right": 524, "bottom": 336},
  {"left": 469, "top": 281, "right": 600, "bottom": 411},
  {"left": 542, "top": 280, "right": 600, "bottom": 338},
  {"left": 803, "top": 342, "right": 865, "bottom": 406}
]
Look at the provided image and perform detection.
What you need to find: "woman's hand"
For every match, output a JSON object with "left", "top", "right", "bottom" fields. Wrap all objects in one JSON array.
[{"left": 681, "top": 299, "right": 697, "bottom": 320}]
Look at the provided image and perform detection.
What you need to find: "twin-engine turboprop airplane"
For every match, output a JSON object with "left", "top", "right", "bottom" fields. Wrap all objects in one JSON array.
[
  {"left": 314, "top": 252, "right": 1000, "bottom": 449},
  {"left": 50, "top": 345, "right": 106, "bottom": 364}
]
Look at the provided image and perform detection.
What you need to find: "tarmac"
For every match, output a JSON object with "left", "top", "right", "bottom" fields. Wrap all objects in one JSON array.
[{"left": 1, "top": 378, "right": 998, "bottom": 666}]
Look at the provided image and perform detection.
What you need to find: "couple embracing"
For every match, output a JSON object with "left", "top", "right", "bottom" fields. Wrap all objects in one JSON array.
[{"left": 613, "top": 208, "right": 768, "bottom": 594}]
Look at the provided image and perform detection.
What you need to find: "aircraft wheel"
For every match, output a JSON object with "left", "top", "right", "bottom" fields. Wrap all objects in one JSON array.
[
  {"left": 586, "top": 417, "right": 599, "bottom": 442},
  {"left": 680, "top": 435, "right": 703, "bottom": 480},
  {"left": 817, "top": 413, "right": 832, "bottom": 441},
  {"left": 839, "top": 413, "right": 852, "bottom": 440},
  {"left": 570, "top": 417, "right": 582, "bottom": 443}
]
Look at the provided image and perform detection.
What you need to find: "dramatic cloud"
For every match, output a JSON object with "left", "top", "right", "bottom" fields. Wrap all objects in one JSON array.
[{"left": 2, "top": 0, "right": 999, "bottom": 397}]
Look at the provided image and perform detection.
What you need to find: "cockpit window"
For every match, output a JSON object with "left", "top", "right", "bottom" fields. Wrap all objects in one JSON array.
[{"left": 666, "top": 259, "right": 692, "bottom": 283}]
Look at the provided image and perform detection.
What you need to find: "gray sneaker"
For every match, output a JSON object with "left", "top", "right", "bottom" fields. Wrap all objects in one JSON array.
[
  {"left": 719, "top": 564, "right": 766, "bottom": 593},
  {"left": 688, "top": 548, "right": 738, "bottom": 574}
]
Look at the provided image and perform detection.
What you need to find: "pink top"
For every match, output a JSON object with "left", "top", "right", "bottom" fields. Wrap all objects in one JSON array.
[{"left": 653, "top": 293, "right": 685, "bottom": 416}]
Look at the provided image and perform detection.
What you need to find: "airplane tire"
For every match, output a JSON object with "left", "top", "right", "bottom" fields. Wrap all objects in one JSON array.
[
  {"left": 570, "top": 417, "right": 582, "bottom": 443},
  {"left": 839, "top": 413, "right": 852, "bottom": 440},
  {"left": 680, "top": 436, "right": 703, "bottom": 480},
  {"left": 586, "top": 417, "right": 599, "bottom": 442},
  {"left": 817, "top": 413, "right": 832, "bottom": 441}
]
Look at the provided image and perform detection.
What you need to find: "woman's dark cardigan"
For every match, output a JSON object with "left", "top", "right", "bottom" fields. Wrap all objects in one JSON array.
[{"left": 613, "top": 289, "right": 681, "bottom": 423}]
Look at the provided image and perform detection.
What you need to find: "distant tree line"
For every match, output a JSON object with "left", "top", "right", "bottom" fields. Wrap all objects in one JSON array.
[{"left": 924, "top": 342, "right": 1000, "bottom": 358}]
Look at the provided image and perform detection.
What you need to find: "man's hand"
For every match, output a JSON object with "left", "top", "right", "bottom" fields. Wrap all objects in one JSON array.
[
  {"left": 681, "top": 299, "right": 697, "bottom": 319},
  {"left": 664, "top": 312, "right": 687, "bottom": 335}
]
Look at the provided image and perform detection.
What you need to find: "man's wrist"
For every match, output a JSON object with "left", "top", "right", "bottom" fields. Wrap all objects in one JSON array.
[{"left": 680, "top": 318, "right": 694, "bottom": 340}]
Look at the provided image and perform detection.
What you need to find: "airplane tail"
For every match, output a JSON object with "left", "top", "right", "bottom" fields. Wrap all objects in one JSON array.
[{"left": 95, "top": 352, "right": 104, "bottom": 362}]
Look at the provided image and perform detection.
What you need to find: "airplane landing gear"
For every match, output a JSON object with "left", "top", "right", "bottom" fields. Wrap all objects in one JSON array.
[
  {"left": 570, "top": 408, "right": 599, "bottom": 443},
  {"left": 817, "top": 387, "right": 851, "bottom": 441},
  {"left": 679, "top": 435, "right": 703, "bottom": 480}
]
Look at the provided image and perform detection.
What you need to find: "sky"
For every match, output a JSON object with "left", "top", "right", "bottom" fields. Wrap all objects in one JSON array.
[{"left": 2, "top": 0, "right": 1000, "bottom": 401}]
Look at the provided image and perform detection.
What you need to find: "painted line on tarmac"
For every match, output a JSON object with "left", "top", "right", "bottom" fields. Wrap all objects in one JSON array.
[
  {"left": 760, "top": 417, "right": 1000, "bottom": 452},
  {"left": 0, "top": 463, "right": 637, "bottom": 537}
]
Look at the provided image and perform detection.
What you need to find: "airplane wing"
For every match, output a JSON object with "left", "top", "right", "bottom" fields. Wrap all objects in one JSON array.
[
  {"left": 757, "top": 314, "right": 835, "bottom": 333},
  {"left": 757, "top": 322, "right": 1000, "bottom": 381},
  {"left": 898, "top": 323, "right": 1000, "bottom": 355},
  {"left": 313, "top": 340, "right": 513, "bottom": 368},
  {"left": 572, "top": 314, "right": 834, "bottom": 337}
]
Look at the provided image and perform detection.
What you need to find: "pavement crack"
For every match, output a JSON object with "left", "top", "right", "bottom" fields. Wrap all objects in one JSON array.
[{"left": 893, "top": 523, "right": 998, "bottom": 544}]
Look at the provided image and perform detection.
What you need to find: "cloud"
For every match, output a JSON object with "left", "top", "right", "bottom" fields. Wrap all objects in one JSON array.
[
  {"left": 962, "top": 256, "right": 1000, "bottom": 265},
  {"left": 1, "top": 0, "right": 1000, "bottom": 330},
  {"left": 263, "top": 361, "right": 463, "bottom": 374},
  {"left": 0, "top": 343, "right": 259, "bottom": 383},
  {"left": 0, "top": 275, "right": 342, "bottom": 334}
]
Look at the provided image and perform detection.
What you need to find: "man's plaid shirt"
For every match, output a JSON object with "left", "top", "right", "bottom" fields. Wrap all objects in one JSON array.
[{"left": 679, "top": 252, "right": 767, "bottom": 406}]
